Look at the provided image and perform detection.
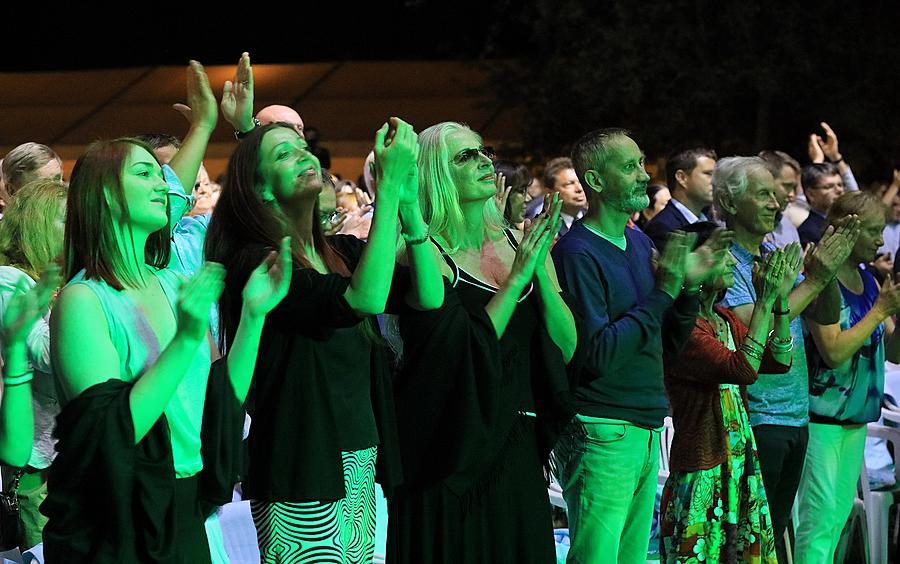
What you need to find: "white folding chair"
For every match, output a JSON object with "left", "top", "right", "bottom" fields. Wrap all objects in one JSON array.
[
  {"left": 860, "top": 417, "right": 900, "bottom": 564},
  {"left": 658, "top": 416, "right": 673, "bottom": 487}
]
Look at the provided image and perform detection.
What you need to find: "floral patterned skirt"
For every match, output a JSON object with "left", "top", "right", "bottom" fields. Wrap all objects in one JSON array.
[{"left": 659, "top": 384, "right": 777, "bottom": 564}]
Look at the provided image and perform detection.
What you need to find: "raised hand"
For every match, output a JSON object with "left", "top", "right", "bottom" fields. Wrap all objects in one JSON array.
[
  {"left": 808, "top": 133, "right": 826, "bottom": 164},
  {"left": 397, "top": 141, "right": 421, "bottom": 209},
  {"left": 804, "top": 216, "right": 861, "bottom": 284},
  {"left": 776, "top": 242, "right": 804, "bottom": 298},
  {"left": 176, "top": 262, "right": 226, "bottom": 342},
  {"left": 816, "top": 121, "right": 842, "bottom": 163},
  {"left": 494, "top": 172, "right": 512, "bottom": 216},
  {"left": 1, "top": 265, "right": 60, "bottom": 348},
  {"left": 532, "top": 193, "right": 563, "bottom": 272},
  {"left": 509, "top": 207, "right": 558, "bottom": 287},
  {"left": 242, "top": 237, "right": 292, "bottom": 319},
  {"left": 656, "top": 230, "right": 691, "bottom": 298},
  {"left": 871, "top": 252, "right": 894, "bottom": 281},
  {"left": 875, "top": 273, "right": 900, "bottom": 318},
  {"left": 339, "top": 206, "right": 374, "bottom": 239},
  {"left": 374, "top": 117, "right": 418, "bottom": 194},
  {"left": 684, "top": 228, "right": 734, "bottom": 291},
  {"left": 221, "top": 52, "right": 255, "bottom": 133},
  {"left": 756, "top": 249, "right": 787, "bottom": 305},
  {"left": 172, "top": 60, "right": 218, "bottom": 132},
  {"left": 323, "top": 210, "right": 348, "bottom": 236}
]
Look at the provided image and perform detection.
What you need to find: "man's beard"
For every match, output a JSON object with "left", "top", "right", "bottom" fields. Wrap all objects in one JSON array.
[{"left": 609, "top": 192, "right": 650, "bottom": 214}]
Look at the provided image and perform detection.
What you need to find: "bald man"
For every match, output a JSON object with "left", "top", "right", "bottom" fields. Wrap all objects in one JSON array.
[{"left": 256, "top": 104, "right": 304, "bottom": 137}]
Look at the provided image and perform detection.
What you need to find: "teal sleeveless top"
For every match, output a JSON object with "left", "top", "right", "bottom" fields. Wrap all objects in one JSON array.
[{"left": 68, "top": 268, "right": 211, "bottom": 477}]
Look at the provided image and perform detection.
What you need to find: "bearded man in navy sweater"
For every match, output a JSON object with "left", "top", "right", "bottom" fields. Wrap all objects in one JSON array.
[{"left": 552, "top": 128, "right": 724, "bottom": 564}]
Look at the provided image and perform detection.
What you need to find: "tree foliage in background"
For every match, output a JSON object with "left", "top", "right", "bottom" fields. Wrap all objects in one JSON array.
[{"left": 481, "top": 0, "right": 900, "bottom": 181}]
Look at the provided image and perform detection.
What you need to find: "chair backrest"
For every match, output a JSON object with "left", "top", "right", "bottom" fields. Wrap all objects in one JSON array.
[
  {"left": 862, "top": 423, "right": 900, "bottom": 500},
  {"left": 659, "top": 416, "right": 674, "bottom": 474}
]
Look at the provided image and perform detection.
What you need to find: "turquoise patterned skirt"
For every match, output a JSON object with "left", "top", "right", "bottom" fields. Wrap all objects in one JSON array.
[{"left": 660, "top": 385, "right": 777, "bottom": 563}]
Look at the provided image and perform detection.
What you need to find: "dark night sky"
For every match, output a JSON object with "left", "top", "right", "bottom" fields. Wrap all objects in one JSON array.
[{"left": 0, "top": 3, "right": 508, "bottom": 71}]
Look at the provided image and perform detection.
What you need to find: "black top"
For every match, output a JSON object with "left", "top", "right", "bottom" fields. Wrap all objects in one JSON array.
[
  {"left": 233, "top": 235, "right": 400, "bottom": 502},
  {"left": 393, "top": 230, "right": 576, "bottom": 496},
  {"left": 643, "top": 199, "right": 690, "bottom": 251},
  {"left": 799, "top": 209, "right": 826, "bottom": 248},
  {"left": 41, "top": 361, "right": 242, "bottom": 563},
  {"left": 552, "top": 223, "right": 699, "bottom": 428}
]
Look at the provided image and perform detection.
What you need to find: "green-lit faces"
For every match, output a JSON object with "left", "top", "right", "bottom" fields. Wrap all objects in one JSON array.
[
  {"left": 597, "top": 136, "right": 651, "bottom": 214},
  {"left": 452, "top": 146, "right": 495, "bottom": 165},
  {"left": 852, "top": 211, "right": 886, "bottom": 264},
  {"left": 709, "top": 249, "right": 738, "bottom": 291},
  {"left": 732, "top": 170, "right": 779, "bottom": 236},
  {"left": 258, "top": 128, "right": 322, "bottom": 205},
  {"left": 117, "top": 146, "right": 169, "bottom": 231},
  {"left": 447, "top": 130, "right": 496, "bottom": 203},
  {"left": 506, "top": 185, "right": 528, "bottom": 224}
]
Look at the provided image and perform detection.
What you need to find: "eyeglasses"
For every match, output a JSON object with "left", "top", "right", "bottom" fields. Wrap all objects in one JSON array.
[{"left": 452, "top": 146, "right": 495, "bottom": 165}]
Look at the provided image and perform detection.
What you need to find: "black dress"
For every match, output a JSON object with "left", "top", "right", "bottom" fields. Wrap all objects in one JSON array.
[
  {"left": 386, "top": 230, "right": 573, "bottom": 563},
  {"left": 41, "top": 362, "right": 242, "bottom": 564}
]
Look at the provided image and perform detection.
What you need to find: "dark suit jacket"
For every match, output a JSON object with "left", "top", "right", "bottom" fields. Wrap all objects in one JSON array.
[
  {"left": 644, "top": 200, "right": 691, "bottom": 250},
  {"left": 798, "top": 210, "right": 827, "bottom": 248}
]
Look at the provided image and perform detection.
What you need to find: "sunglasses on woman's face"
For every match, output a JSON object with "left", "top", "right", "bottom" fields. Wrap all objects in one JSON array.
[{"left": 453, "top": 146, "right": 495, "bottom": 165}]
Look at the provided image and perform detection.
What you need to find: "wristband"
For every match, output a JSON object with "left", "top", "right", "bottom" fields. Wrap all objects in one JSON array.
[
  {"left": 2, "top": 371, "right": 33, "bottom": 386},
  {"left": 234, "top": 116, "right": 262, "bottom": 140},
  {"left": 402, "top": 230, "right": 430, "bottom": 246},
  {"left": 830, "top": 155, "right": 844, "bottom": 164}
]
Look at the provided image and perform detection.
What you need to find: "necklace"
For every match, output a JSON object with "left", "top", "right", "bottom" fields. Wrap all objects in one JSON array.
[{"left": 703, "top": 310, "right": 729, "bottom": 345}]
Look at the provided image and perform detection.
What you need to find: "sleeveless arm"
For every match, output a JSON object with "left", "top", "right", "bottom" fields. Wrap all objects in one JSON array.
[{"left": 53, "top": 284, "right": 206, "bottom": 443}]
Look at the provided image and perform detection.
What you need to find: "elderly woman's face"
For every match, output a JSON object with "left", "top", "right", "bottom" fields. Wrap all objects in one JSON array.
[{"left": 446, "top": 130, "right": 496, "bottom": 203}]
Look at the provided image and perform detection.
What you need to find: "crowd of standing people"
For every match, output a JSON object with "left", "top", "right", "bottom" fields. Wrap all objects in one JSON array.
[{"left": 1, "top": 53, "right": 899, "bottom": 564}]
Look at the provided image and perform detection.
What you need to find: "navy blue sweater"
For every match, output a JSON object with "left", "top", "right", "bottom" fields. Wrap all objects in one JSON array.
[{"left": 552, "top": 222, "right": 699, "bottom": 428}]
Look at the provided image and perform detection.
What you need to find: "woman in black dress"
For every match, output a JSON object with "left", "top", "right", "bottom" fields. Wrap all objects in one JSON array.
[
  {"left": 205, "top": 118, "right": 443, "bottom": 563},
  {"left": 387, "top": 121, "right": 578, "bottom": 563}
]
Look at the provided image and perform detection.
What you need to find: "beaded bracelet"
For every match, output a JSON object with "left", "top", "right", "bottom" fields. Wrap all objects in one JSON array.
[
  {"left": 403, "top": 230, "right": 430, "bottom": 246},
  {"left": 2, "top": 371, "right": 34, "bottom": 386},
  {"left": 769, "top": 336, "right": 794, "bottom": 354}
]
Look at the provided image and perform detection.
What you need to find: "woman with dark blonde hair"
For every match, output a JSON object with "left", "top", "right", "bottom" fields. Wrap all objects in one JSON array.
[
  {"left": 387, "top": 121, "right": 578, "bottom": 563},
  {"left": 0, "top": 179, "right": 66, "bottom": 549}
]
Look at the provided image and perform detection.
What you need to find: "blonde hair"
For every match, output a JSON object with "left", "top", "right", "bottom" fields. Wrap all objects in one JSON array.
[
  {"left": 417, "top": 122, "right": 506, "bottom": 252},
  {"left": 0, "top": 179, "right": 67, "bottom": 279}
]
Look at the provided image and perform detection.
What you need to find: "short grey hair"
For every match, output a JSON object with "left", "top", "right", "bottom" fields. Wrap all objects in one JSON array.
[
  {"left": 1, "top": 142, "right": 62, "bottom": 196},
  {"left": 570, "top": 127, "right": 631, "bottom": 189},
  {"left": 713, "top": 156, "right": 771, "bottom": 219}
]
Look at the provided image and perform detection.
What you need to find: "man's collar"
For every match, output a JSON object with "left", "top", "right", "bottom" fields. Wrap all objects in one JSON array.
[{"left": 670, "top": 197, "right": 702, "bottom": 223}]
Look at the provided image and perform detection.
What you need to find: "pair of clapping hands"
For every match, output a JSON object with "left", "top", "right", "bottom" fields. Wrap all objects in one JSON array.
[{"left": 652, "top": 229, "right": 735, "bottom": 299}]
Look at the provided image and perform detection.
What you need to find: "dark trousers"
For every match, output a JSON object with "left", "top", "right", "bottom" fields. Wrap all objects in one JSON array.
[{"left": 753, "top": 424, "right": 809, "bottom": 561}]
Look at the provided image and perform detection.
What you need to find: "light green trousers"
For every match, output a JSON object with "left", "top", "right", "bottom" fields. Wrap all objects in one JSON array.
[
  {"left": 793, "top": 422, "right": 866, "bottom": 564},
  {"left": 556, "top": 420, "right": 660, "bottom": 564}
]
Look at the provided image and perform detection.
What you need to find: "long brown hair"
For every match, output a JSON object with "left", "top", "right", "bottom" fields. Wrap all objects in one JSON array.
[
  {"left": 206, "top": 122, "right": 350, "bottom": 348},
  {"left": 64, "top": 138, "right": 170, "bottom": 289},
  {"left": 0, "top": 180, "right": 67, "bottom": 279}
]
